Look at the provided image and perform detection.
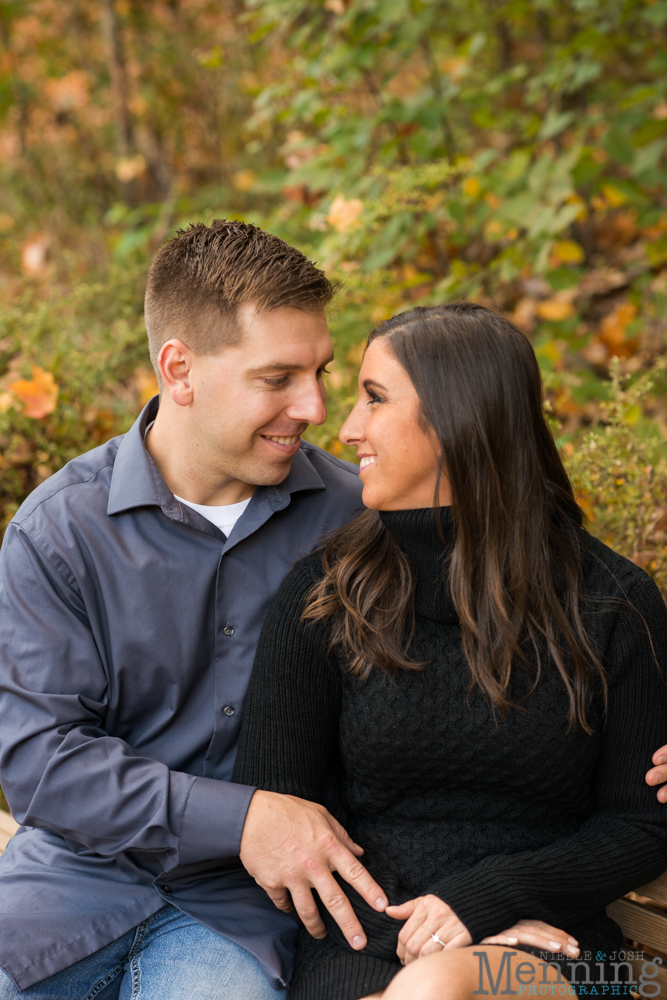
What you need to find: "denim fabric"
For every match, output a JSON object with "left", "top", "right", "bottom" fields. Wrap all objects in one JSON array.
[
  {"left": 0, "top": 396, "right": 363, "bottom": 990},
  {"left": 0, "top": 905, "right": 281, "bottom": 999}
]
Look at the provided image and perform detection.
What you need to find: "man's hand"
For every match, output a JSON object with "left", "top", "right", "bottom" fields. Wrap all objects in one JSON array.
[
  {"left": 386, "top": 895, "right": 472, "bottom": 965},
  {"left": 481, "top": 919, "right": 579, "bottom": 957},
  {"left": 239, "top": 790, "right": 388, "bottom": 951},
  {"left": 646, "top": 745, "right": 667, "bottom": 803}
]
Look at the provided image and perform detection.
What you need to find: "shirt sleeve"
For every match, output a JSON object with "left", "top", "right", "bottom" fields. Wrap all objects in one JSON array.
[
  {"left": 0, "top": 522, "right": 254, "bottom": 870},
  {"left": 429, "top": 572, "right": 667, "bottom": 942},
  {"left": 232, "top": 556, "right": 341, "bottom": 800}
]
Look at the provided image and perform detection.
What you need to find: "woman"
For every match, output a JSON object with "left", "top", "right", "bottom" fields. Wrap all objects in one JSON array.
[{"left": 233, "top": 302, "right": 667, "bottom": 1000}]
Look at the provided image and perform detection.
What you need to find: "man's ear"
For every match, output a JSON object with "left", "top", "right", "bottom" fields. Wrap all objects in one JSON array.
[{"left": 158, "top": 339, "right": 194, "bottom": 407}]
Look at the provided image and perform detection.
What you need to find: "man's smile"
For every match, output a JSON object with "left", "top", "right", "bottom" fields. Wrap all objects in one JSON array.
[
  {"left": 260, "top": 433, "right": 302, "bottom": 454},
  {"left": 265, "top": 435, "right": 300, "bottom": 445}
]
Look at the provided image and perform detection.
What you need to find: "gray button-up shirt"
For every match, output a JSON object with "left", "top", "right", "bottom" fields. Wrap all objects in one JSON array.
[{"left": 0, "top": 397, "right": 362, "bottom": 990}]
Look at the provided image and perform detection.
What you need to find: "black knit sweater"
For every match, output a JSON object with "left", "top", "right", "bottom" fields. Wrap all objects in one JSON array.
[{"left": 233, "top": 508, "right": 667, "bottom": 1000}]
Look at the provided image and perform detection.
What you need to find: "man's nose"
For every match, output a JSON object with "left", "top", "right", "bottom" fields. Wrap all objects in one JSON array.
[{"left": 286, "top": 379, "right": 327, "bottom": 427}]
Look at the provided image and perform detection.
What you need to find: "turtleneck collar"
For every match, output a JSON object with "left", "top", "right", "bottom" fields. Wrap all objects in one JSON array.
[{"left": 378, "top": 507, "right": 459, "bottom": 623}]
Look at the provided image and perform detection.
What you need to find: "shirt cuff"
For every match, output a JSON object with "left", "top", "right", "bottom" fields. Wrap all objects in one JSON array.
[{"left": 175, "top": 776, "right": 256, "bottom": 868}]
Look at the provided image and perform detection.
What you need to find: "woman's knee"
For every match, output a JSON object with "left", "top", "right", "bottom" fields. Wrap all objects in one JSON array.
[
  {"left": 382, "top": 950, "right": 475, "bottom": 1000},
  {"left": 381, "top": 945, "right": 576, "bottom": 1000}
]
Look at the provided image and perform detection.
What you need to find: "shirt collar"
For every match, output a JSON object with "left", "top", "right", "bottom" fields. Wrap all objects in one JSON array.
[{"left": 108, "top": 396, "right": 326, "bottom": 517}]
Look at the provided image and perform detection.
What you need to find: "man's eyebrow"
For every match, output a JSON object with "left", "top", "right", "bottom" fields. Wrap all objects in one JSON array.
[
  {"left": 247, "top": 355, "right": 335, "bottom": 375},
  {"left": 362, "top": 378, "right": 388, "bottom": 392}
]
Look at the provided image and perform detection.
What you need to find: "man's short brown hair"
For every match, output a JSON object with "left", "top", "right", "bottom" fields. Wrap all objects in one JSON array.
[{"left": 144, "top": 219, "right": 335, "bottom": 374}]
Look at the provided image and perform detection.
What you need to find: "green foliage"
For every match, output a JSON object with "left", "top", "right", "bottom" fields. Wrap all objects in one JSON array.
[
  {"left": 0, "top": 261, "right": 149, "bottom": 532},
  {"left": 1, "top": 0, "right": 667, "bottom": 588},
  {"left": 564, "top": 360, "right": 667, "bottom": 592},
  {"left": 2, "top": 0, "right": 667, "bottom": 815}
]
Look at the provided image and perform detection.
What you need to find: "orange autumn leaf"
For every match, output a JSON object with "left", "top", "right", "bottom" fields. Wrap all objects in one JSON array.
[
  {"left": 598, "top": 302, "right": 638, "bottom": 358},
  {"left": 553, "top": 388, "right": 585, "bottom": 417},
  {"left": 575, "top": 493, "right": 595, "bottom": 522},
  {"left": 536, "top": 298, "right": 576, "bottom": 321},
  {"left": 9, "top": 366, "right": 59, "bottom": 419},
  {"left": 134, "top": 368, "right": 159, "bottom": 406},
  {"left": 441, "top": 56, "right": 469, "bottom": 81}
]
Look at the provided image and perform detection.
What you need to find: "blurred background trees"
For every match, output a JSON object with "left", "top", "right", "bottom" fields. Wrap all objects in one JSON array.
[{"left": 1, "top": 0, "right": 667, "bottom": 584}]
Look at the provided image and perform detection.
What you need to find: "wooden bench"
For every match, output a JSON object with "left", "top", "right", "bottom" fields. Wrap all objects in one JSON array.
[
  {"left": 607, "top": 873, "right": 667, "bottom": 993},
  {"left": 0, "top": 807, "right": 665, "bottom": 990}
]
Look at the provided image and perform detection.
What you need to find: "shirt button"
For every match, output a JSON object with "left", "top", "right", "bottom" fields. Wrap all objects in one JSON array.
[
  {"left": 223, "top": 704, "right": 235, "bottom": 717},
  {"left": 162, "top": 884, "right": 172, "bottom": 894},
  {"left": 223, "top": 625, "right": 234, "bottom": 637}
]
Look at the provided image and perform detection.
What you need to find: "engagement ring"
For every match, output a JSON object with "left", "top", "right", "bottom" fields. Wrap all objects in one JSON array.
[{"left": 431, "top": 933, "right": 446, "bottom": 948}]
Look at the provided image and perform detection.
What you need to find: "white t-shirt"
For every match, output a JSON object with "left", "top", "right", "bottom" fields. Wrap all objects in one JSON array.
[{"left": 174, "top": 494, "right": 252, "bottom": 538}]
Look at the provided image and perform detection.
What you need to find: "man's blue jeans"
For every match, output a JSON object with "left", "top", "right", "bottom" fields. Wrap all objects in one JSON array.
[{"left": 0, "top": 905, "right": 282, "bottom": 999}]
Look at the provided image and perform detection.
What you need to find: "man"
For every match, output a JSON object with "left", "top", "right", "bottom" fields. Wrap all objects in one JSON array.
[
  {"left": 0, "top": 220, "right": 663, "bottom": 998},
  {"left": 0, "top": 220, "right": 387, "bottom": 998}
]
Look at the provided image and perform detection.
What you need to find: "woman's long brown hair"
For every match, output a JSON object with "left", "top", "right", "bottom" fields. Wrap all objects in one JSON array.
[{"left": 304, "top": 301, "right": 606, "bottom": 731}]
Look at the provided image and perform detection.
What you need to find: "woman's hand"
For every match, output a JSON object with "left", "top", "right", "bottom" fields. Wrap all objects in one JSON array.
[
  {"left": 646, "top": 745, "right": 667, "bottom": 803},
  {"left": 386, "top": 896, "right": 580, "bottom": 967},
  {"left": 386, "top": 894, "right": 472, "bottom": 965},
  {"left": 481, "top": 919, "right": 579, "bottom": 958}
]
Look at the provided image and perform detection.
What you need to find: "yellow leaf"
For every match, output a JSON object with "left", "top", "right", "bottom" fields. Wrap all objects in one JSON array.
[
  {"left": 624, "top": 404, "right": 641, "bottom": 425},
  {"left": 552, "top": 240, "right": 585, "bottom": 264},
  {"left": 565, "top": 195, "right": 587, "bottom": 221},
  {"left": 9, "top": 366, "right": 59, "bottom": 419},
  {"left": 539, "top": 341, "right": 562, "bottom": 364},
  {"left": 601, "top": 184, "right": 627, "bottom": 208},
  {"left": 536, "top": 299, "right": 576, "bottom": 321},
  {"left": 327, "top": 195, "right": 363, "bottom": 233},
  {"left": 232, "top": 170, "right": 256, "bottom": 192},
  {"left": 462, "top": 177, "right": 481, "bottom": 198}
]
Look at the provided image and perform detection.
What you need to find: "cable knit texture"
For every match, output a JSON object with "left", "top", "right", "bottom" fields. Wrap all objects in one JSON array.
[{"left": 233, "top": 508, "right": 667, "bottom": 1000}]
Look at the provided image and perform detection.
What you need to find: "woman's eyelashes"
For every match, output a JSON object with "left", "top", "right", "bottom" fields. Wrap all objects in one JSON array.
[{"left": 367, "top": 388, "right": 385, "bottom": 405}]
